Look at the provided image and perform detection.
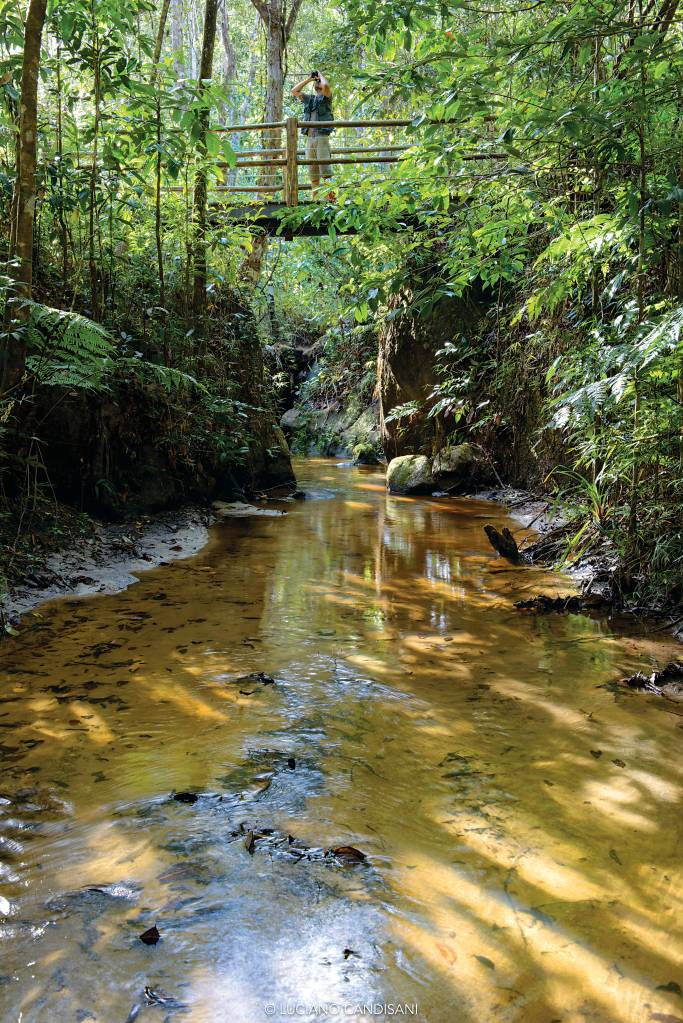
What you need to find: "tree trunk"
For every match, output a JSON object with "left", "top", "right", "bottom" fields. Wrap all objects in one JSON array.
[
  {"left": 170, "top": 0, "right": 185, "bottom": 75},
  {"left": 56, "top": 45, "right": 69, "bottom": 290},
  {"left": 220, "top": 0, "right": 237, "bottom": 95},
  {"left": 152, "top": 0, "right": 172, "bottom": 66},
  {"left": 151, "top": 0, "right": 172, "bottom": 338},
  {"left": 240, "top": 0, "right": 304, "bottom": 284},
  {"left": 88, "top": 0, "right": 101, "bottom": 320},
  {"left": 2, "top": 0, "right": 47, "bottom": 392},
  {"left": 192, "top": 0, "right": 219, "bottom": 329},
  {"left": 239, "top": 12, "right": 261, "bottom": 124}
]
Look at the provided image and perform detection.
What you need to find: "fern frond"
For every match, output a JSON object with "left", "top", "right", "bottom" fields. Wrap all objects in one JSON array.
[
  {"left": 115, "top": 358, "right": 207, "bottom": 393},
  {"left": 25, "top": 302, "right": 115, "bottom": 391}
]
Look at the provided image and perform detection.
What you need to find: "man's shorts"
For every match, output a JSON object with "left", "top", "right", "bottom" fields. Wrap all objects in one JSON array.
[{"left": 305, "top": 135, "right": 332, "bottom": 179}]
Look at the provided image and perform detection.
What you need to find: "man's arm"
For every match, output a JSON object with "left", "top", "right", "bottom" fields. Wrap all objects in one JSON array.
[
  {"left": 318, "top": 72, "right": 332, "bottom": 98},
  {"left": 292, "top": 75, "right": 314, "bottom": 100}
]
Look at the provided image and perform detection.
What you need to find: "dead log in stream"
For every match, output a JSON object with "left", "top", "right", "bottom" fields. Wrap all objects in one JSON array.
[{"left": 484, "top": 524, "right": 523, "bottom": 564}]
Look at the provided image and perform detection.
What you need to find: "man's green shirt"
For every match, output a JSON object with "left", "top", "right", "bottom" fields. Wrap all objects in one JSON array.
[{"left": 300, "top": 93, "right": 334, "bottom": 135}]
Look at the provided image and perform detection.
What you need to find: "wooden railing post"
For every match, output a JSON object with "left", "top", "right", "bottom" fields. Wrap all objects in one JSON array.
[{"left": 285, "top": 116, "right": 299, "bottom": 207}]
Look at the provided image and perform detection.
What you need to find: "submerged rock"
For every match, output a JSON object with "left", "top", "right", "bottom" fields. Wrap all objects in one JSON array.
[
  {"left": 211, "top": 501, "right": 286, "bottom": 519},
  {"left": 46, "top": 882, "right": 141, "bottom": 913},
  {"left": 386, "top": 455, "right": 434, "bottom": 495}
]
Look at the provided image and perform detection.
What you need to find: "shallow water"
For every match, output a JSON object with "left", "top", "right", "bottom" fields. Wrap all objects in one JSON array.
[{"left": 0, "top": 459, "right": 681, "bottom": 1023}]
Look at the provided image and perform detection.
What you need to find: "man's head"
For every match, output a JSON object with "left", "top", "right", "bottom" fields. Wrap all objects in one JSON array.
[{"left": 311, "top": 70, "right": 323, "bottom": 92}]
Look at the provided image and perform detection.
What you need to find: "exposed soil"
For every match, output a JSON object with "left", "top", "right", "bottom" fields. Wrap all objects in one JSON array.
[{"left": 1, "top": 506, "right": 212, "bottom": 626}]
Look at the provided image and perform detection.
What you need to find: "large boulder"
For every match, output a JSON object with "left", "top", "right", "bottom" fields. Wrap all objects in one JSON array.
[
  {"left": 377, "top": 284, "right": 486, "bottom": 458},
  {"left": 386, "top": 455, "right": 434, "bottom": 495},
  {"left": 432, "top": 442, "right": 482, "bottom": 490}
]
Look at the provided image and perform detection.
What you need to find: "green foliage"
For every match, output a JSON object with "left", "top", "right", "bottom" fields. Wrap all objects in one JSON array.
[
  {"left": 352, "top": 441, "right": 380, "bottom": 464},
  {"left": 25, "top": 303, "right": 115, "bottom": 390}
]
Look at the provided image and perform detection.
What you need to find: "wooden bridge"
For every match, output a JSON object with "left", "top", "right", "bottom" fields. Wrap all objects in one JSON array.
[{"left": 165, "top": 115, "right": 505, "bottom": 236}]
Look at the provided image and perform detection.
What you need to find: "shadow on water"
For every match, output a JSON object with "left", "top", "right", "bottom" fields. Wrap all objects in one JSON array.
[{"left": 0, "top": 458, "right": 681, "bottom": 1022}]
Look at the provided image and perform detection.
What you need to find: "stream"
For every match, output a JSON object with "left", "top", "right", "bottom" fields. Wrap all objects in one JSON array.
[{"left": 0, "top": 459, "right": 681, "bottom": 1023}]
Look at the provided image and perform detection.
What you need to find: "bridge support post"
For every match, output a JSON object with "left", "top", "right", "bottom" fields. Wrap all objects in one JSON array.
[{"left": 284, "top": 116, "right": 299, "bottom": 207}]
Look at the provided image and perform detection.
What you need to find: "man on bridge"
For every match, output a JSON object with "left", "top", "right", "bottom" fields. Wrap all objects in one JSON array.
[{"left": 291, "top": 71, "right": 335, "bottom": 200}]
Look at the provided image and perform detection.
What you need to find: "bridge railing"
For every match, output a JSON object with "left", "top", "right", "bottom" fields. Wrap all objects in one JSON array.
[
  {"left": 162, "top": 116, "right": 504, "bottom": 206},
  {"left": 211, "top": 116, "right": 420, "bottom": 205}
]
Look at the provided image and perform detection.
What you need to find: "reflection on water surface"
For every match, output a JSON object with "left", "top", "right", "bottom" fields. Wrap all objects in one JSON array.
[{"left": 0, "top": 459, "right": 681, "bottom": 1022}]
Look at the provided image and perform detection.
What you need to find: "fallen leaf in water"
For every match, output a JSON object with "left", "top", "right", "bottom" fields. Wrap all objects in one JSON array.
[
  {"left": 245, "top": 831, "right": 256, "bottom": 854},
  {"left": 436, "top": 942, "right": 457, "bottom": 965},
  {"left": 612, "top": 758, "right": 626, "bottom": 768},
  {"left": 609, "top": 848, "right": 623, "bottom": 865},
  {"left": 173, "top": 791, "right": 198, "bottom": 804},
  {"left": 656, "top": 982, "right": 683, "bottom": 996},
  {"left": 475, "top": 955, "right": 495, "bottom": 971},
  {"left": 590, "top": 750, "right": 603, "bottom": 759},
  {"left": 328, "top": 845, "right": 366, "bottom": 863},
  {"left": 139, "top": 925, "right": 160, "bottom": 945}
]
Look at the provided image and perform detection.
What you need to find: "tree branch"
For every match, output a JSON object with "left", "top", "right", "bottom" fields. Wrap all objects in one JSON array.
[
  {"left": 249, "top": 0, "right": 269, "bottom": 22},
  {"left": 285, "top": 0, "right": 304, "bottom": 40}
]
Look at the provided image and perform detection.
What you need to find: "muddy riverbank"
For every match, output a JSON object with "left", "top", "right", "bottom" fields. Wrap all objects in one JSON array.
[{"left": 1, "top": 506, "right": 213, "bottom": 626}]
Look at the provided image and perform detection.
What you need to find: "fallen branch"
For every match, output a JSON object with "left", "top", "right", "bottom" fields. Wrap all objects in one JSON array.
[{"left": 484, "top": 524, "right": 523, "bottom": 564}]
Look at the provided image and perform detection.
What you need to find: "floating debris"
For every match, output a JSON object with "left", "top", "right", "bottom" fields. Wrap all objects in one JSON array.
[
  {"left": 515, "top": 593, "right": 610, "bottom": 614},
  {"left": 618, "top": 662, "right": 683, "bottom": 698},
  {"left": 327, "top": 845, "right": 367, "bottom": 864},
  {"left": 230, "top": 672, "right": 275, "bottom": 687},
  {"left": 139, "top": 925, "right": 160, "bottom": 946},
  {"left": 484, "top": 524, "right": 523, "bottom": 564}
]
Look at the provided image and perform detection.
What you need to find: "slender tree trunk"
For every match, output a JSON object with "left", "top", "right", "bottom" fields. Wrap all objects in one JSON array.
[
  {"left": 152, "top": 0, "right": 172, "bottom": 66},
  {"left": 220, "top": 0, "right": 237, "bottom": 96},
  {"left": 219, "top": 0, "right": 238, "bottom": 184},
  {"left": 56, "top": 44, "right": 69, "bottom": 290},
  {"left": 240, "top": 12, "right": 261, "bottom": 124},
  {"left": 2, "top": 0, "right": 47, "bottom": 392},
  {"left": 171, "top": 0, "right": 185, "bottom": 74},
  {"left": 192, "top": 0, "right": 219, "bottom": 331},
  {"left": 88, "top": 0, "right": 101, "bottom": 319},
  {"left": 151, "top": 0, "right": 172, "bottom": 346},
  {"left": 240, "top": 0, "right": 304, "bottom": 283}
]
